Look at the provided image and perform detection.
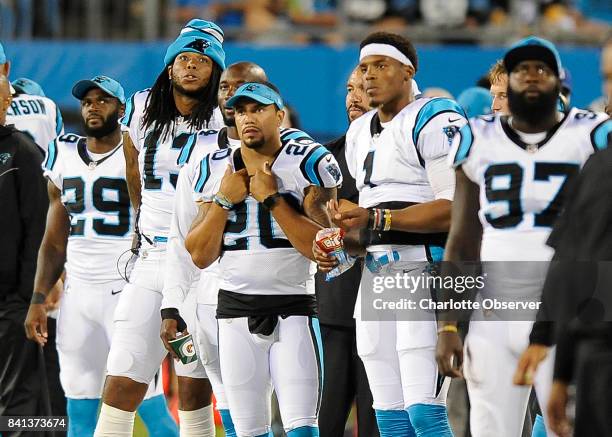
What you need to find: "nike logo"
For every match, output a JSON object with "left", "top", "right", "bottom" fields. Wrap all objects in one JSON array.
[
  {"left": 448, "top": 117, "right": 461, "bottom": 123},
  {"left": 111, "top": 289, "right": 123, "bottom": 295}
]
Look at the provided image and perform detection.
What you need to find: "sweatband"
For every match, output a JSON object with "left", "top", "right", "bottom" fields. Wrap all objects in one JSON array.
[{"left": 360, "top": 43, "right": 414, "bottom": 68}]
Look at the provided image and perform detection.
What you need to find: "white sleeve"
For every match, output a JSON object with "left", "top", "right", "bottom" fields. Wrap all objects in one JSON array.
[
  {"left": 120, "top": 91, "right": 145, "bottom": 151},
  {"left": 416, "top": 111, "right": 467, "bottom": 161},
  {"left": 344, "top": 123, "right": 358, "bottom": 179},
  {"left": 448, "top": 120, "right": 479, "bottom": 183},
  {"left": 161, "top": 164, "right": 201, "bottom": 311},
  {"left": 42, "top": 139, "right": 62, "bottom": 189},
  {"left": 425, "top": 155, "right": 455, "bottom": 200}
]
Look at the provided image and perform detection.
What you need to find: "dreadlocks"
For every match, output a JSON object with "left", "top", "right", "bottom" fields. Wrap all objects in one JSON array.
[{"left": 141, "top": 62, "right": 222, "bottom": 141}]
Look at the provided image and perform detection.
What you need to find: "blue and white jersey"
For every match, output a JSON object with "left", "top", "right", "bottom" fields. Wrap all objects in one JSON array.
[
  {"left": 120, "top": 89, "right": 224, "bottom": 240},
  {"left": 43, "top": 134, "right": 132, "bottom": 283},
  {"left": 450, "top": 108, "right": 612, "bottom": 261},
  {"left": 192, "top": 139, "right": 342, "bottom": 296},
  {"left": 345, "top": 97, "right": 467, "bottom": 208},
  {"left": 161, "top": 127, "right": 315, "bottom": 308},
  {"left": 7, "top": 93, "right": 64, "bottom": 153}
]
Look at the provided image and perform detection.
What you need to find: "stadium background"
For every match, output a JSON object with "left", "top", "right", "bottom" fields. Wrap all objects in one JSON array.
[{"left": 1, "top": 0, "right": 609, "bottom": 435}]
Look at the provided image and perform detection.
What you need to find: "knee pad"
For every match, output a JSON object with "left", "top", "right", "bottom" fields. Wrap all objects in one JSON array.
[
  {"left": 375, "top": 409, "right": 416, "bottom": 437},
  {"left": 67, "top": 398, "right": 99, "bottom": 437},
  {"left": 406, "top": 404, "right": 453, "bottom": 437},
  {"left": 286, "top": 425, "right": 319, "bottom": 436}
]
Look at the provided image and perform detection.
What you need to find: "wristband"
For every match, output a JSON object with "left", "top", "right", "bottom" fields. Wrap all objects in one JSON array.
[
  {"left": 213, "top": 192, "right": 234, "bottom": 210},
  {"left": 383, "top": 209, "right": 392, "bottom": 231},
  {"left": 437, "top": 325, "right": 458, "bottom": 334},
  {"left": 161, "top": 308, "right": 187, "bottom": 332},
  {"left": 263, "top": 192, "right": 281, "bottom": 210},
  {"left": 31, "top": 292, "right": 46, "bottom": 304}
]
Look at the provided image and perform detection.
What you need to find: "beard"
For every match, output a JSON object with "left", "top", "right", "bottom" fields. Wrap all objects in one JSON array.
[
  {"left": 83, "top": 109, "right": 119, "bottom": 138},
  {"left": 172, "top": 75, "right": 208, "bottom": 98},
  {"left": 222, "top": 111, "right": 236, "bottom": 127},
  {"left": 243, "top": 137, "right": 264, "bottom": 149},
  {"left": 507, "top": 84, "right": 559, "bottom": 124}
]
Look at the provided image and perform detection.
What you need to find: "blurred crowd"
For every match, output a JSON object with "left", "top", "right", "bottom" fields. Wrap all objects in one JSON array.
[{"left": 0, "top": 0, "right": 610, "bottom": 43}]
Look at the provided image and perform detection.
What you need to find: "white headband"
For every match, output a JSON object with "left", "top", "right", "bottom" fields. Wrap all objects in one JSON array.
[{"left": 359, "top": 43, "right": 414, "bottom": 68}]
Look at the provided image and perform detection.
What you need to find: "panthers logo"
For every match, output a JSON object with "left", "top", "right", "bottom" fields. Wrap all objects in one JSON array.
[
  {"left": 245, "top": 84, "right": 259, "bottom": 92},
  {"left": 443, "top": 125, "right": 460, "bottom": 145},
  {"left": 186, "top": 39, "right": 211, "bottom": 53},
  {"left": 0, "top": 152, "right": 10, "bottom": 165}
]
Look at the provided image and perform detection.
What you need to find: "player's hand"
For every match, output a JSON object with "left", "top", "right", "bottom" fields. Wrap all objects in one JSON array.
[
  {"left": 436, "top": 331, "right": 464, "bottom": 378},
  {"left": 24, "top": 303, "right": 48, "bottom": 346},
  {"left": 250, "top": 161, "right": 278, "bottom": 203},
  {"left": 219, "top": 165, "right": 250, "bottom": 205},
  {"left": 513, "top": 343, "right": 549, "bottom": 385},
  {"left": 160, "top": 318, "right": 188, "bottom": 361},
  {"left": 548, "top": 380, "right": 571, "bottom": 437},
  {"left": 329, "top": 203, "right": 369, "bottom": 231},
  {"left": 312, "top": 239, "right": 338, "bottom": 272}
]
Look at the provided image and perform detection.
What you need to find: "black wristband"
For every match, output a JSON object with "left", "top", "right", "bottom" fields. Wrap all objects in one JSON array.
[
  {"left": 31, "top": 292, "right": 46, "bottom": 305},
  {"left": 263, "top": 192, "right": 281, "bottom": 210},
  {"left": 161, "top": 308, "right": 187, "bottom": 332},
  {"left": 367, "top": 208, "right": 375, "bottom": 230}
]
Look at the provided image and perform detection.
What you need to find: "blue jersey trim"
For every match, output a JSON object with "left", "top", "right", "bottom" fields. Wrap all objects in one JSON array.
[
  {"left": 195, "top": 156, "right": 211, "bottom": 193},
  {"left": 55, "top": 106, "right": 64, "bottom": 135},
  {"left": 301, "top": 146, "right": 329, "bottom": 186},
  {"left": 44, "top": 139, "right": 58, "bottom": 171},
  {"left": 177, "top": 133, "right": 197, "bottom": 165},
  {"left": 452, "top": 123, "right": 474, "bottom": 166},
  {"left": 591, "top": 119, "right": 612, "bottom": 151},
  {"left": 122, "top": 92, "right": 137, "bottom": 128},
  {"left": 412, "top": 98, "right": 466, "bottom": 147}
]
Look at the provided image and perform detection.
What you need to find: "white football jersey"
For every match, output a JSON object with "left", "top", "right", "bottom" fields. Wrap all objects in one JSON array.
[
  {"left": 7, "top": 93, "right": 64, "bottom": 152},
  {"left": 346, "top": 97, "right": 467, "bottom": 208},
  {"left": 451, "top": 108, "right": 612, "bottom": 261},
  {"left": 193, "top": 139, "right": 342, "bottom": 296},
  {"left": 121, "top": 89, "right": 224, "bottom": 240},
  {"left": 162, "top": 127, "right": 316, "bottom": 309},
  {"left": 43, "top": 134, "right": 133, "bottom": 283}
]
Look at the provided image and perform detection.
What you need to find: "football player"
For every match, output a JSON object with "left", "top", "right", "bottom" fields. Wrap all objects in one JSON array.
[
  {"left": 0, "top": 42, "right": 64, "bottom": 152},
  {"left": 24, "top": 76, "right": 177, "bottom": 437},
  {"left": 314, "top": 32, "right": 465, "bottom": 436},
  {"left": 160, "top": 61, "right": 313, "bottom": 437},
  {"left": 185, "top": 82, "right": 341, "bottom": 436},
  {"left": 437, "top": 36, "right": 612, "bottom": 437},
  {"left": 94, "top": 20, "right": 225, "bottom": 437}
]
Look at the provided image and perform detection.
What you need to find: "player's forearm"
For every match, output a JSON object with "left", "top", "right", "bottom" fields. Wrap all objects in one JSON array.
[
  {"left": 185, "top": 204, "right": 227, "bottom": 269},
  {"left": 33, "top": 242, "right": 66, "bottom": 296},
  {"left": 123, "top": 133, "right": 142, "bottom": 209},
  {"left": 272, "top": 199, "right": 322, "bottom": 261},
  {"left": 389, "top": 199, "right": 452, "bottom": 233},
  {"left": 444, "top": 233, "right": 481, "bottom": 262},
  {"left": 125, "top": 165, "right": 142, "bottom": 210}
]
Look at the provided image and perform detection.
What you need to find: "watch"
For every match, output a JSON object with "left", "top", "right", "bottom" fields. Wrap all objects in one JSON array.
[{"left": 263, "top": 192, "right": 281, "bottom": 210}]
